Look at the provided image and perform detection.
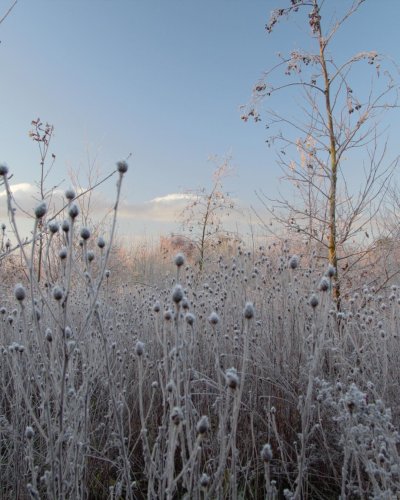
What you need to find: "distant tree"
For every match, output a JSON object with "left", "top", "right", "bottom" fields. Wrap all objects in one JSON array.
[
  {"left": 243, "top": 0, "right": 399, "bottom": 304},
  {"left": 180, "top": 157, "right": 236, "bottom": 270}
]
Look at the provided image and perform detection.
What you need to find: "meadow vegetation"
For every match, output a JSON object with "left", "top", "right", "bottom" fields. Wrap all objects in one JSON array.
[{"left": 1, "top": 161, "right": 400, "bottom": 499}]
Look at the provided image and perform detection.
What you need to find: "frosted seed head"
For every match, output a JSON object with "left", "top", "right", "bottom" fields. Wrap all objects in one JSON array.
[
  {"left": 65, "top": 188, "right": 76, "bottom": 200},
  {"left": 105, "top": 269, "right": 111, "bottom": 278},
  {"left": 170, "top": 406, "right": 184, "bottom": 426},
  {"left": 166, "top": 380, "right": 175, "bottom": 393},
  {"left": 261, "top": 443, "right": 273, "bottom": 462},
  {"left": 196, "top": 415, "right": 210, "bottom": 435},
  {"left": 326, "top": 265, "right": 336, "bottom": 278},
  {"left": 151, "top": 381, "right": 159, "bottom": 390},
  {"left": 80, "top": 227, "right": 91, "bottom": 240},
  {"left": 135, "top": 341, "right": 145, "bottom": 356},
  {"left": 309, "top": 294, "right": 319, "bottom": 308},
  {"left": 174, "top": 253, "right": 185, "bottom": 267},
  {"left": 225, "top": 367, "right": 239, "bottom": 390},
  {"left": 208, "top": 311, "right": 219, "bottom": 326},
  {"left": 34, "top": 202, "right": 47, "bottom": 219},
  {"left": 59, "top": 247, "right": 68, "bottom": 260},
  {"left": 172, "top": 284, "right": 184, "bottom": 304},
  {"left": 87, "top": 250, "right": 95, "bottom": 262},
  {"left": 61, "top": 220, "right": 70, "bottom": 233},
  {"left": 318, "top": 277, "right": 330, "bottom": 292},
  {"left": 199, "top": 473, "right": 210, "bottom": 489},
  {"left": 181, "top": 298, "right": 189, "bottom": 310},
  {"left": 48, "top": 221, "right": 59, "bottom": 234},
  {"left": 185, "top": 312, "right": 195, "bottom": 326},
  {"left": 45, "top": 328, "right": 53, "bottom": 342},
  {"left": 164, "top": 310, "right": 172, "bottom": 321},
  {"left": 289, "top": 255, "right": 299, "bottom": 270},
  {"left": 0, "top": 163, "right": 9, "bottom": 176},
  {"left": 25, "top": 426, "right": 34, "bottom": 440},
  {"left": 243, "top": 301, "right": 255, "bottom": 319},
  {"left": 153, "top": 301, "right": 161, "bottom": 313},
  {"left": 97, "top": 236, "right": 106, "bottom": 249},
  {"left": 64, "top": 326, "right": 72, "bottom": 339},
  {"left": 68, "top": 203, "right": 79, "bottom": 219},
  {"left": 52, "top": 286, "right": 63, "bottom": 301},
  {"left": 14, "top": 284, "right": 26, "bottom": 302},
  {"left": 116, "top": 160, "right": 128, "bottom": 174}
]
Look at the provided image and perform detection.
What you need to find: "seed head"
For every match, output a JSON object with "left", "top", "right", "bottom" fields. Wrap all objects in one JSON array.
[
  {"left": 185, "top": 313, "right": 195, "bottom": 326},
  {"left": 174, "top": 253, "right": 185, "bottom": 267},
  {"left": 199, "top": 473, "right": 210, "bottom": 488},
  {"left": 52, "top": 286, "right": 63, "bottom": 301},
  {"left": 65, "top": 188, "right": 76, "bottom": 200},
  {"left": 243, "top": 301, "right": 255, "bottom": 319},
  {"left": 87, "top": 250, "right": 95, "bottom": 262},
  {"left": 68, "top": 203, "right": 79, "bottom": 219},
  {"left": 45, "top": 328, "right": 53, "bottom": 342},
  {"left": 309, "top": 294, "right": 319, "bottom": 308},
  {"left": 97, "top": 236, "right": 106, "bottom": 249},
  {"left": 116, "top": 160, "right": 128, "bottom": 174},
  {"left": 208, "top": 311, "right": 219, "bottom": 326},
  {"left": 289, "top": 255, "right": 299, "bottom": 270},
  {"left": 25, "top": 426, "right": 34, "bottom": 440},
  {"left": 61, "top": 220, "right": 70, "bottom": 233},
  {"left": 172, "top": 284, "right": 184, "bottom": 304},
  {"left": 261, "top": 443, "right": 273, "bottom": 462},
  {"left": 0, "top": 163, "right": 9, "bottom": 176},
  {"left": 153, "top": 301, "right": 161, "bottom": 313},
  {"left": 318, "top": 277, "right": 330, "bottom": 292},
  {"left": 48, "top": 221, "right": 59, "bottom": 234},
  {"left": 80, "top": 227, "right": 91, "bottom": 240},
  {"left": 105, "top": 269, "right": 111, "bottom": 278},
  {"left": 170, "top": 406, "right": 184, "bottom": 426},
  {"left": 14, "top": 284, "right": 26, "bottom": 302},
  {"left": 196, "top": 415, "right": 210, "bottom": 435},
  {"left": 326, "top": 265, "right": 336, "bottom": 278},
  {"left": 59, "top": 247, "right": 68, "bottom": 260},
  {"left": 135, "top": 341, "right": 145, "bottom": 356},
  {"left": 34, "top": 202, "right": 47, "bottom": 219},
  {"left": 225, "top": 367, "right": 239, "bottom": 390}
]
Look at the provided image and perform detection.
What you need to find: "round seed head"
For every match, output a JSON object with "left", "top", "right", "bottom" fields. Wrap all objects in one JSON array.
[
  {"left": 135, "top": 341, "right": 145, "bottom": 356},
  {"left": 48, "top": 221, "right": 59, "bottom": 234},
  {"left": 199, "top": 473, "right": 210, "bottom": 489},
  {"left": 59, "top": 247, "right": 68, "bottom": 260},
  {"left": 153, "top": 301, "right": 161, "bottom": 313},
  {"left": 116, "top": 160, "right": 128, "bottom": 174},
  {"left": 34, "top": 202, "right": 47, "bottom": 219},
  {"left": 225, "top": 367, "right": 239, "bottom": 390},
  {"left": 164, "top": 310, "right": 172, "bottom": 321},
  {"left": 309, "top": 294, "right": 319, "bottom": 308},
  {"left": 80, "top": 227, "right": 91, "bottom": 240},
  {"left": 172, "top": 284, "right": 184, "bottom": 304},
  {"left": 0, "top": 163, "right": 9, "bottom": 176},
  {"left": 87, "top": 250, "right": 95, "bottom": 262},
  {"left": 1, "top": 223, "right": 5, "bottom": 231},
  {"left": 45, "top": 328, "right": 53, "bottom": 342},
  {"left": 97, "top": 236, "right": 106, "bottom": 249},
  {"left": 52, "top": 286, "right": 63, "bottom": 301},
  {"left": 65, "top": 188, "right": 76, "bottom": 200},
  {"left": 208, "top": 311, "right": 219, "bottom": 325},
  {"left": 61, "top": 220, "right": 70, "bottom": 233},
  {"left": 185, "top": 312, "right": 195, "bottom": 326},
  {"left": 289, "top": 255, "right": 299, "bottom": 270},
  {"left": 170, "top": 406, "right": 184, "bottom": 426},
  {"left": 105, "top": 269, "right": 111, "bottom": 278},
  {"left": 196, "top": 415, "right": 210, "bottom": 435},
  {"left": 174, "top": 253, "right": 185, "bottom": 267},
  {"left": 68, "top": 203, "right": 79, "bottom": 219},
  {"left": 25, "top": 426, "right": 34, "bottom": 440},
  {"left": 326, "top": 265, "right": 336, "bottom": 278},
  {"left": 243, "top": 302, "right": 255, "bottom": 319},
  {"left": 14, "top": 284, "right": 26, "bottom": 302},
  {"left": 318, "top": 277, "right": 330, "bottom": 292},
  {"left": 261, "top": 443, "right": 273, "bottom": 462}
]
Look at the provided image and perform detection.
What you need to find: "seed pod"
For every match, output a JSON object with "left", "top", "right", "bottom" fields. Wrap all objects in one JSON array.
[
  {"left": 116, "top": 160, "right": 128, "bottom": 174},
  {"left": 80, "top": 227, "right": 91, "bottom": 240},
  {"left": 208, "top": 312, "right": 219, "bottom": 325},
  {"left": 34, "top": 202, "right": 47, "bottom": 219},
  {"left": 65, "top": 188, "right": 76, "bottom": 200},
  {"left": 172, "top": 284, "right": 184, "bottom": 304},
  {"left": 243, "top": 302, "right": 255, "bottom": 319},
  {"left": 309, "top": 294, "right": 319, "bottom": 308},
  {"left": 225, "top": 367, "right": 239, "bottom": 390},
  {"left": 199, "top": 473, "right": 210, "bottom": 488},
  {"left": 170, "top": 406, "right": 184, "bottom": 426},
  {"left": 68, "top": 204, "right": 79, "bottom": 219},
  {"left": 261, "top": 443, "right": 273, "bottom": 462},
  {"left": 14, "top": 284, "right": 26, "bottom": 302},
  {"left": 52, "top": 286, "right": 63, "bottom": 301},
  {"left": 174, "top": 253, "right": 185, "bottom": 267},
  {"left": 196, "top": 415, "right": 210, "bottom": 435},
  {"left": 25, "top": 426, "right": 34, "bottom": 440},
  {"left": 135, "top": 341, "right": 145, "bottom": 356},
  {"left": 0, "top": 163, "right": 9, "bottom": 176}
]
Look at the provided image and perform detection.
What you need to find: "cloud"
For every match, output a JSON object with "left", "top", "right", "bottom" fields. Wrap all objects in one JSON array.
[{"left": 0, "top": 182, "right": 194, "bottom": 224}]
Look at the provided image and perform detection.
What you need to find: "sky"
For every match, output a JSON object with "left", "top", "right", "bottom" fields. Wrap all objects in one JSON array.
[{"left": 1, "top": 0, "right": 400, "bottom": 244}]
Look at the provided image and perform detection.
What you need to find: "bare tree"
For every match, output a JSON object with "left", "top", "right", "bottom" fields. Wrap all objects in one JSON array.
[
  {"left": 243, "top": 0, "right": 399, "bottom": 303},
  {"left": 180, "top": 157, "right": 236, "bottom": 270}
]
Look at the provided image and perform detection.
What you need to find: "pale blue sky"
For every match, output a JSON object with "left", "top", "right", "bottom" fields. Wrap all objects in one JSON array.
[{"left": 1, "top": 0, "right": 399, "bottom": 240}]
